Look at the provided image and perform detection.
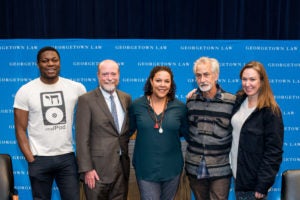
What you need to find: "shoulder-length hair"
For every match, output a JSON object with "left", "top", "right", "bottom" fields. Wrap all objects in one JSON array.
[
  {"left": 238, "top": 61, "right": 281, "bottom": 115},
  {"left": 144, "top": 66, "right": 176, "bottom": 101}
]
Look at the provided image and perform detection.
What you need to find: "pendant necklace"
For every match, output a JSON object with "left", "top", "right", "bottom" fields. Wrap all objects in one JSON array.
[{"left": 147, "top": 96, "right": 167, "bottom": 134}]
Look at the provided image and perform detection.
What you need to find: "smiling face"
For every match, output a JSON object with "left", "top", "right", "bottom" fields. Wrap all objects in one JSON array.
[
  {"left": 194, "top": 62, "right": 219, "bottom": 99},
  {"left": 150, "top": 70, "right": 171, "bottom": 99},
  {"left": 38, "top": 50, "right": 60, "bottom": 84},
  {"left": 97, "top": 60, "right": 120, "bottom": 93},
  {"left": 241, "top": 68, "right": 261, "bottom": 98},
  {"left": 195, "top": 62, "right": 218, "bottom": 92}
]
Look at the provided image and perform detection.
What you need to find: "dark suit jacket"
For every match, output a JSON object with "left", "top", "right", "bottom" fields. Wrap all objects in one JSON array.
[{"left": 76, "top": 88, "right": 131, "bottom": 183}]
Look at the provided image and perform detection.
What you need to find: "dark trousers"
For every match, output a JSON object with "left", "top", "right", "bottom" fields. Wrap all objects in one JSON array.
[
  {"left": 83, "top": 162, "right": 128, "bottom": 200},
  {"left": 28, "top": 152, "right": 80, "bottom": 200},
  {"left": 235, "top": 191, "right": 267, "bottom": 200},
  {"left": 137, "top": 174, "right": 181, "bottom": 200},
  {"left": 188, "top": 175, "right": 231, "bottom": 200}
]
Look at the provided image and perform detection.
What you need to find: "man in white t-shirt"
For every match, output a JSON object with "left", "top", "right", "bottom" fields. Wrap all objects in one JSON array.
[{"left": 13, "top": 46, "right": 86, "bottom": 200}]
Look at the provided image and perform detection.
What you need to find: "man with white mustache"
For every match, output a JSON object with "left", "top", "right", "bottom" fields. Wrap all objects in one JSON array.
[
  {"left": 76, "top": 59, "right": 132, "bottom": 200},
  {"left": 184, "top": 57, "right": 236, "bottom": 200}
]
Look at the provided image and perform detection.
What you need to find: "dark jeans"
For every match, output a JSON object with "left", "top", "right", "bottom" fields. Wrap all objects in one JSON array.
[
  {"left": 188, "top": 175, "right": 231, "bottom": 200},
  {"left": 28, "top": 152, "right": 80, "bottom": 200},
  {"left": 235, "top": 191, "right": 267, "bottom": 200},
  {"left": 137, "top": 174, "right": 180, "bottom": 200}
]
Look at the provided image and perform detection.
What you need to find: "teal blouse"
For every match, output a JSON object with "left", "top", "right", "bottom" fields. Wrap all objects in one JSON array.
[{"left": 129, "top": 96, "right": 188, "bottom": 182}]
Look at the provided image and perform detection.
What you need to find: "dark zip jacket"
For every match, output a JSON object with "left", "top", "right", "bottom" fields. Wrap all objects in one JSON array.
[{"left": 234, "top": 94, "right": 284, "bottom": 194}]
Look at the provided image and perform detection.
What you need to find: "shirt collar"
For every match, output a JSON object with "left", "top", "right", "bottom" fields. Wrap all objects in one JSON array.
[{"left": 99, "top": 86, "right": 117, "bottom": 99}]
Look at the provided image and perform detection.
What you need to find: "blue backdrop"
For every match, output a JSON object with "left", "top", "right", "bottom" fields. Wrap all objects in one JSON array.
[{"left": 1, "top": 39, "right": 299, "bottom": 200}]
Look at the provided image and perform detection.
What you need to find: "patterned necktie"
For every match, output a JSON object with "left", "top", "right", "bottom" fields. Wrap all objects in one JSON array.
[{"left": 110, "top": 94, "right": 119, "bottom": 131}]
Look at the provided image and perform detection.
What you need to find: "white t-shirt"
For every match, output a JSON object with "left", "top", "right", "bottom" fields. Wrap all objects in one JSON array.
[
  {"left": 13, "top": 77, "right": 86, "bottom": 156},
  {"left": 230, "top": 97, "right": 256, "bottom": 178}
]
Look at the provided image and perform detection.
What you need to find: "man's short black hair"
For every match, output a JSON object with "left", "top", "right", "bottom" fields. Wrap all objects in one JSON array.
[{"left": 37, "top": 46, "right": 60, "bottom": 62}]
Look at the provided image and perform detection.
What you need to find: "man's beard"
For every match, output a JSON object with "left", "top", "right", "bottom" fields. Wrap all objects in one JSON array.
[
  {"left": 199, "top": 83, "right": 212, "bottom": 92},
  {"left": 102, "top": 84, "right": 116, "bottom": 93}
]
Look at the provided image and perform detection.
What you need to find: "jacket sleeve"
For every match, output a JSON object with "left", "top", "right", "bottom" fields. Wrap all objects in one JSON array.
[
  {"left": 256, "top": 108, "right": 284, "bottom": 194},
  {"left": 76, "top": 95, "right": 94, "bottom": 173}
]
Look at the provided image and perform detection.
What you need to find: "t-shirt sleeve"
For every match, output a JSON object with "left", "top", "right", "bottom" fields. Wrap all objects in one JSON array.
[
  {"left": 13, "top": 86, "right": 29, "bottom": 111},
  {"left": 78, "top": 83, "right": 87, "bottom": 96}
]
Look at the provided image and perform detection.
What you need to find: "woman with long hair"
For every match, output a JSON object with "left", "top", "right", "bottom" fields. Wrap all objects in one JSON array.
[{"left": 230, "top": 61, "right": 284, "bottom": 199}]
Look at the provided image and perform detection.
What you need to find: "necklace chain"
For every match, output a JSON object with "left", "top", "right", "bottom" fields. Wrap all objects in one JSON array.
[{"left": 147, "top": 96, "right": 167, "bottom": 133}]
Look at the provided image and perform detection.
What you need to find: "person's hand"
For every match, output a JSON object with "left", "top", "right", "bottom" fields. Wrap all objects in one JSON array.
[
  {"left": 27, "top": 156, "right": 35, "bottom": 163},
  {"left": 84, "top": 169, "right": 100, "bottom": 189},
  {"left": 255, "top": 191, "right": 266, "bottom": 199},
  {"left": 186, "top": 88, "right": 197, "bottom": 99}
]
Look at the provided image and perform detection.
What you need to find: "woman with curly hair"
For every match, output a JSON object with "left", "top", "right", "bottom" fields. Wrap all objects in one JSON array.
[{"left": 129, "top": 66, "right": 188, "bottom": 200}]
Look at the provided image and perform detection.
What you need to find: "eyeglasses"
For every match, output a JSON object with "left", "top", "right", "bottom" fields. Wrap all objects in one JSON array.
[{"left": 101, "top": 72, "right": 118, "bottom": 77}]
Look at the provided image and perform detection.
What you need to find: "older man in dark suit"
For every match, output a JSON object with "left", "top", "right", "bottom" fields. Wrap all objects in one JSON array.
[{"left": 76, "top": 59, "right": 132, "bottom": 200}]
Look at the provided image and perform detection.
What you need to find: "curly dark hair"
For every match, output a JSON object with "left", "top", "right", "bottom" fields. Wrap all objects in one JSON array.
[{"left": 143, "top": 66, "right": 176, "bottom": 101}]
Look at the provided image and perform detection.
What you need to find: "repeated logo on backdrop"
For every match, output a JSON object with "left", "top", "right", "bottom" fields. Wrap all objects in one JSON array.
[{"left": 0, "top": 39, "right": 299, "bottom": 200}]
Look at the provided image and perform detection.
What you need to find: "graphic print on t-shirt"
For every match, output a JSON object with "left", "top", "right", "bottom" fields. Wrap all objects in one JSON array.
[{"left": 40, "top": 91, "right": 66, "bottom": 125}]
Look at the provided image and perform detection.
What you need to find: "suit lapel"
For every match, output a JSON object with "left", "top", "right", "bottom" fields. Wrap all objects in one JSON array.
[
  {"left": 116, "top": 90, "right": 128, "bottom": 133},
  {"left": 94, "top": 89, "right": 119, "bottom": 133}
]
